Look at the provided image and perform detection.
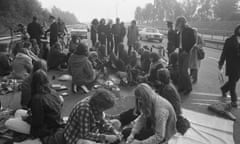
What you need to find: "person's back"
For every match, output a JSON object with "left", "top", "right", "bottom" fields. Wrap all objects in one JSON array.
[
  {"left": 0, "top": 50, "right": 12, "bottom": 76},
  {"left": 27, "top": 90, "right": 63, "bottom": 138},
  {"left": 27, "top": 17, "right": 42, "bottom": 42},
  {"left": 154, "top": 94, "right": 177, "bottom": 141},
  {"left": 68, "top": 45, "right": 96, "bottom": 86},
  {"left": 12, "top": 51, "right": 33, "bottom": 79}
]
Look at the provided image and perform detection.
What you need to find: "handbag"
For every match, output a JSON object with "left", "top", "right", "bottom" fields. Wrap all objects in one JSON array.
[
  {"left": 176, "top": 115, "right": 191, "bottom": 135},
  {"left": 197, "top": 47, "right": 205, "bottom": 60}
]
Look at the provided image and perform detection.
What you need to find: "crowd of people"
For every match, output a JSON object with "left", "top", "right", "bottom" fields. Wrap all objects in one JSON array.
[{"left": 0, "top": 13, "right": 239, "bottom": 144}]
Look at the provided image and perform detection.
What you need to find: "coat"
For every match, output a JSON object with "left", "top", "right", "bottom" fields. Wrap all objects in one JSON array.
[
  {"left": 127, "top": 26, "right": 138, "bottom": 46},
  {"left": 132, "top": 95, "right": 177, "bottom": 144},
  {"left": 219, "top": 35, "right": 240, "bottom": 77},
  {"left": 68, "top": 54, "right": 96, "bottom": 86},
  {"left": 0, "top": 52, "right": 12, "bottom": 76},
  {"left": 189, "top": 35, "right": 204, "bottom": 69},
  {"left": 176, "top": 26, "right": 196, "bottom": 53},
  {"left": 12, "top": 53, "right": 33, "bottom": 79}
]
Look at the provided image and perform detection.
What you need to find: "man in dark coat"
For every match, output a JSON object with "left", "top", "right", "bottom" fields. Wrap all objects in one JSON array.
[
  {"left": 98, "top": 19, "right": 107, "bottom": 45},
  {"left": 46, "top": 16, "right": 58, "bottom": 47},
  {"left": 167, "top": 21, "right": 177, "bottom": 63},
  {"left": 175, "top": 16, "right": 195, "bottom": 95},
  {"left": 112, "top": 18, "right": 122, "bottom": 55},
  {"left": 27, "top": 16, "right": 42, "bottom": 45},
  {"left": 219, "top": 25, "right": 240, "bottom": 108}
]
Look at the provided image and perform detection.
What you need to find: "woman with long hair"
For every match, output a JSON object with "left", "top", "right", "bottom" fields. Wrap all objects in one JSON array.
[
  {"left": 5, "top": 69, "right": 63, "bottom": 141},
  {"left": 125, "top": 83, "right": 176, "bottom": 144}
]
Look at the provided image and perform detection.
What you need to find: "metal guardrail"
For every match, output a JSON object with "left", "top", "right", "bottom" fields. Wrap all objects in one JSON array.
[{"left": 139, "top": 25, "right": 225, "bottom": 50}]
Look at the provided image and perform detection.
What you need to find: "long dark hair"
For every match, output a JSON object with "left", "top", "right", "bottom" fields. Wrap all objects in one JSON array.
[{"left": 31, "top": 69, "right": 51, "bottom": 96}]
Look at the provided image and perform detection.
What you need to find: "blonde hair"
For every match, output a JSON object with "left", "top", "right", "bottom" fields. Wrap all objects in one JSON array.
[{"left": 134, "top": 83, "right": 156, "bottom": 119}]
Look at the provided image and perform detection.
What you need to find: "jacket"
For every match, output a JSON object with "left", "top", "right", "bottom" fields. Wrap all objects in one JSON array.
[
  {"left": 12, "top": 53, "right": 33, "bottom": 79},
  {"left": 132, "top": 95, "right": 177, "bottom": 144},
  {"left": 27, "top": 21, "right": 42, "bottom": 40},
  {"left": 219, "top": 35, "right": 240, "bottom": 77},
  {"left": 0, "top": 52, "right": 12, "bottom": 76},
  {"left": 26, "top": 90, "right": 63, "bottom": 139},
  {"left": 176, "top": 26, "right": 196, "bottom": 53},
  {"left": 68, "top": 54, "right": 96, "bottom": 86},
  {"left": 127, "top": 26, "right": 139, "bottom": 46},
  {"left": 189, "top": 35, "right": 204, "bottom": 69}
]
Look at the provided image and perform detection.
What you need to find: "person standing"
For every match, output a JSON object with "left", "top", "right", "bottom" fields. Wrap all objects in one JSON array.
[
  {"left": 91, "top": 19, "right": 98, "bottom": 47},
  {"left": 46, "top": 16, "right": 58, "bottom": 47},
  {"left": 175, "top": 16, "right": 195, "bottom": 95},
  {"left": 166, "top": 21, "right": 177, "bottom": 64},
  {"left": 106, "top": 19, "right": 114, "bottom": 55},
  {"left": 189, "top": 29, "right": 204, "bottom": 84},
  {"left": 112, "top": 18, "right": 122, "bottom": 55},
  {"left": 218, "top": 25, "right": 240, "bottom": 108},
  {"left": 120, "top": 22, "right": 126, "bottom": 43},
  {"left": 27, "top": 16, "right": 43, "bottom": 45},
  {"left": 127, "top": 20, "right": 139, "bottom": 55},
  {"left": 98, "top": 19, "right": 107, "bottom": 46}
]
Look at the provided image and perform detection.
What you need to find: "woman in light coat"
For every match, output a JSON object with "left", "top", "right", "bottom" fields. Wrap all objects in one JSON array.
[{"left": 189, "top": 29, "right": 204, "bottom": 83}]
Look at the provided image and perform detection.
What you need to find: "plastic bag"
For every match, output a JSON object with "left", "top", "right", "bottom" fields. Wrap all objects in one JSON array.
[{"left": 218, "top": 68, "right": 225, "bottom": 85}]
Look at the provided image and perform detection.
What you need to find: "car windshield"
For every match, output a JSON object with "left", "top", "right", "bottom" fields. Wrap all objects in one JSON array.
[{"left": 146, "top": 28, "right": 158, "bottom": 33}]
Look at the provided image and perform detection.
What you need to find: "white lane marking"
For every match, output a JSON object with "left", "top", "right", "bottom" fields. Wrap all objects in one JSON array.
[
  {"left": 192, "top": 92, "right": 220, "bottom": 97},
  {"left": 192, "top": 99, "right": 220, "bottom": 102},
  {"left": 192, "top": 103, "right": 211, "bottom": 106},
  {"left": 208, "top": 57, "right": 218, "bottom": 61}
]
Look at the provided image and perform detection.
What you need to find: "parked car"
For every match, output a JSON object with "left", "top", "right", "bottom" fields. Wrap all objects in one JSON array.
[
  {"left": 69, "top": 24, "right": 88, "bottom": 39},
  {"left": 139, "top": 28, "right": 163, "bottom": 43}
]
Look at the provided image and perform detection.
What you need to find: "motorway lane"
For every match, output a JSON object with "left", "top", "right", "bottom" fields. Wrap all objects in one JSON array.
[{"left": 139, "top": 38, "right": 240, "bottom": 144}]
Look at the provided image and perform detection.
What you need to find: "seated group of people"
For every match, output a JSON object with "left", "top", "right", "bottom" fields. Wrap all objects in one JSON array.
[{"left": 6, "top": 81, "right": 181, "bottom": 144}]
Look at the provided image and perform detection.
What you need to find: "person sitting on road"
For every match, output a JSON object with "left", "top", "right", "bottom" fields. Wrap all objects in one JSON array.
[
  {"left": 47, "top": 41, "right": 68, "bottom": 70},
  {"left": 122, "top": 83, "right": 177, "bottom": 144},
  {"left": 63, "top": 89, "right": 121, "bottom": 144},
  {"left": 11, "top": 48, "right": 33, "bottom": 79},
  {"left": 21, "top": 59, "right": 48, "bottom": 109},
  {"left": 5, "top": 69, "right": 64, "bottom": 143},
  {"left": 68, "top": 42, "right": 96, "bottom": 92},
  {"left": 0, "top": 44, "right": 12, "bottom": 77},
  {"left": 138, "top": 48, "right": 151, "bottom": 74},
  {"left": 157, "top": 68, "right": 182, "bottom": 117},
  {"left": 69, "top": 35, "right": 79, "bottom": 54},
  {"left": 168, "top": 51, "right": 179, "bottom": 87}
]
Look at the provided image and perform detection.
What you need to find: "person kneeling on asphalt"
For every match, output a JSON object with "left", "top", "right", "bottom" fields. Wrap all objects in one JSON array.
[{"left": 68, "top": 42, "right": 97, "bottom": 93}]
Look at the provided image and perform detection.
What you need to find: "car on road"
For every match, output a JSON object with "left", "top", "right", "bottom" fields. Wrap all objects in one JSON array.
[
  {"left": 68, "top": 24, "right": 88, "bottom": 39},
  {"left": 139, "top": 27, "right": 163, "bottom": 43}
]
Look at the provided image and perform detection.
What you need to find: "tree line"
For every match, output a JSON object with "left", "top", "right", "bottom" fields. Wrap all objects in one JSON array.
[
  {"left": 0, "top": 0, "right": 79, "bottom": 33},
  {"left": 135, "top": 0, "right": 240, "bottom": 24}
]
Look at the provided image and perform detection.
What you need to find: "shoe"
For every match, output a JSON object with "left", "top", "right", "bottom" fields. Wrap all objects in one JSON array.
[
  {"left": 221, "top": 89, "right": 227, "bottom": 98},
  {"left": 72, "top": 84, "right": 78, "bottom": 93},
  {"left": 231, "top": 102, "right": 238, "bottom": 108}
]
